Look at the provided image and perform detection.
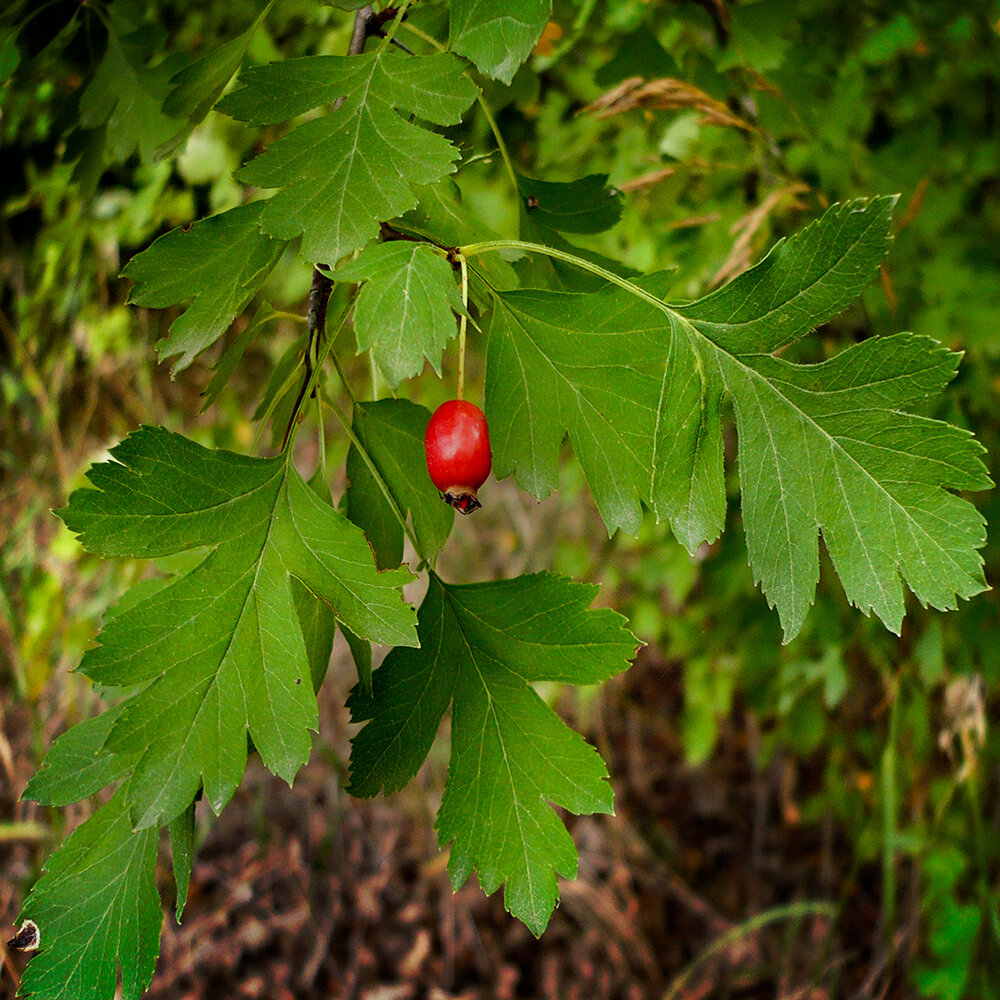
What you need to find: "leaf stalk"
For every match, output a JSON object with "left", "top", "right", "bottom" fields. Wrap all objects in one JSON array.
[
  {"left": 460, "top": 239, "right": 676, "bottom": 317},
  {"left": 375, "top": 0, "right": 413, "bottom": 55}
]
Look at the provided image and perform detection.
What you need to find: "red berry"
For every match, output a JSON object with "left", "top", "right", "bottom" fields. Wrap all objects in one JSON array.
[{"left": 424, "top": 400, "right": 492, "bottom": 514}]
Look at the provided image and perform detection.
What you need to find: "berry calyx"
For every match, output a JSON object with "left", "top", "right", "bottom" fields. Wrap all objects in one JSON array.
[{"left": 424, "top": 400, "right": 492, "bottom": 514}]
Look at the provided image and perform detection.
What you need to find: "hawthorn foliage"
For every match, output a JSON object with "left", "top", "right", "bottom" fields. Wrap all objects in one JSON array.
[{"left": 2, "top": 2, "right": 993, "bottom": 998}]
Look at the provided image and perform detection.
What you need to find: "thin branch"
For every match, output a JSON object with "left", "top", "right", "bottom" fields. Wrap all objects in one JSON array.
[
  {"left": 281, "top": 266, "right": 334, "bottom": 451},
  {"left": 379, "top": 221, "right": 433, "bottom": 245},
  {"left": 349, "top": 5, "right": 374, "bottom": 55},
  {"left": 280, "top": 298, "right": 354, "bottom": 454}
]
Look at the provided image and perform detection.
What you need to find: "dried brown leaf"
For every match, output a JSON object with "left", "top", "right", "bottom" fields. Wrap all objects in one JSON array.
[
  {"left": 618, "top": 167, "right": 677, "bottom": 193},
  {"left": 581, "top": 77, "right": 754, "bottom": 132},
  {"left": 710, "top": 183, "right": 809, "bottom": 288}
]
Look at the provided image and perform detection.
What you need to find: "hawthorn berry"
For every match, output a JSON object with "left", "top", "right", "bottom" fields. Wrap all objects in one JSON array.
[{"left": 425, "top": 400, "right": 492, "bottom": 514}]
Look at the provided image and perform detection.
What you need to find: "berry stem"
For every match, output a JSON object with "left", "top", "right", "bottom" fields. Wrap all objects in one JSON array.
[{"left": 457, "top": 256, "right": 469, "bottom": 401}]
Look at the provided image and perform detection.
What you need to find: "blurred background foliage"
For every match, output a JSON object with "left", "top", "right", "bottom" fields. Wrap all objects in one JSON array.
[{"left": 2, "top": 1, "right": 999, "bottom": 996}]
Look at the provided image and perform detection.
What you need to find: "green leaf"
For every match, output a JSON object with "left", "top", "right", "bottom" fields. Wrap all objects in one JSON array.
[
  {"left": 220, "top": 50, "right": 479, "bottom": 262},
  {"left": 516, "top": 173, "right": 632, "bottom": 292},
  {"left": 251, "top": 333, "right": 305, "bottom": 424},
  {"left": 682, "top": 654, "right": 738, "bottom": 765},
  {"left": 0, "top": 33, "right": 20, "bottom": 86},
  {"left": 594, "top": 28, "right": 678, "bottom": 86},
  {"left": 518, "top": 173, "right": 623, "bottom": 235},
  {"left": 860, "top": 13, "right": 920, "bottom": 65},
  {"left": 450, "top": 0, "right": 552, "bottom": 85},
  {"left": 712, "top": 333, "right": 990, "bottom": 638},
  {"left": 156, "top": 0, "right": 276, "bottom": 158},
  {"left": 486, "top": 282, "right": 662, "bottom": 535},
  {"left": 201, "top": 305, "right": 281, "bottom": 412},
  {"left": 168, "top": 801, "right": 195, "bottom": 921},
  {"left": 294, "top": 470, "right": 339, "bottom": 692},
  {"left": 716, "top": 0, "right": 793, "bottom": 73},
  {"left": 57, "top": 426, "right": 417, "bottom": 828},
  {"left": 673, "top": 197, "right": 898, "bottom": 353},
  {"left": 916, "top": 899, "right": 980, "bottom": 1000},
  {"left": 292, "top": 577, "right": 338, "bottom": 692},
  {"left": 76, "top": 14, "right": 186, "bottom": 166},
  {"left": 485, "top": 199, "right": 991, "bottom": 639},
  {"left": 339, "top": 622, "right": 373, "bottom": 696},
  {"left": 21, "top": 705, "right": 131, "bottom": 807},
  {"left": 18, "top": 788, "right": 161, "bottom": 1000},
  {"left": 334, "top": 241, "right": 464, "bottom": 387},
  {"left": 345, "top": 399, "right": 454, "bottom": 569},
  {"left": 348, "top": 572, "right": 636, "bottom": 935},
  {"left": 123, "top": 203, "right": 286, "bottom": 374}
]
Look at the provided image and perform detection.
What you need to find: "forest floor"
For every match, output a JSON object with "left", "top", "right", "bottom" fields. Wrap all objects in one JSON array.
[{"left": 2, "top": 635, "right": 915, "bottom": 1000}]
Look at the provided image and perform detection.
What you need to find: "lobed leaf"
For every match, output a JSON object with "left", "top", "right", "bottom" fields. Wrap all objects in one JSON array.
[
  {"left": 57, "top": 426, "right": 417, "bottom": 828},
  {"left": 450, "top": 0, "right": 552, "bottom": 85},
  {"left": 334, "top": 241, "right": 464, "bottom": 387},
  {"left": 220, "top": 51, "right": 478, "bottom": 263},
  {"left": 712, "top": 334, "right": 990, "bottom": 637},
  {"left": 123, "top": 203, "right": 286, "bottom": 374},
  {"left": 487, "top": 283, "right": 664, "bottom": 534},
  {"left": 675, "top": 196, "right": 898, "bottom": 352},
  {"left": 485, "top": 198, "right": 991, "bottom": 639},
  {"left": 17, "top": 789, "right": 161, "bottom": 1000},
  {"left": 157, "top": 0, "right": 275, "bottom": 157},
  {"left": 168, "top": 802, "right": 196, "bottom": 922},
  {"left": 516, "top": 172, "right": 633, "bottom": 292},
  {"left": 518, "top": 173, "right": 623, "bottom": 235},
  {"left": 21, "top": 706, "right": 131, "bottom": 807},
  {"left": 76, "top": 12, "right": 185, "bottom": 166},
  {"left": 348, "top": 572, "right": 637, "bottom": 935}
]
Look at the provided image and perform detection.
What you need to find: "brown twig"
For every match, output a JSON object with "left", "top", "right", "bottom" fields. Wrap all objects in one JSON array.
[
  {"left": 348, "top": 5, "right": 374, "bottom": 53},
  {"left": 378, "top": 221, "right": 426, "bottom": 244}
]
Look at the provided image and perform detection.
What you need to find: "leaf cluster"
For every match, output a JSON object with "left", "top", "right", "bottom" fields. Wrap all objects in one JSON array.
[{"left": 4, "top": 3, "right": 996, "bottom": 999}]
